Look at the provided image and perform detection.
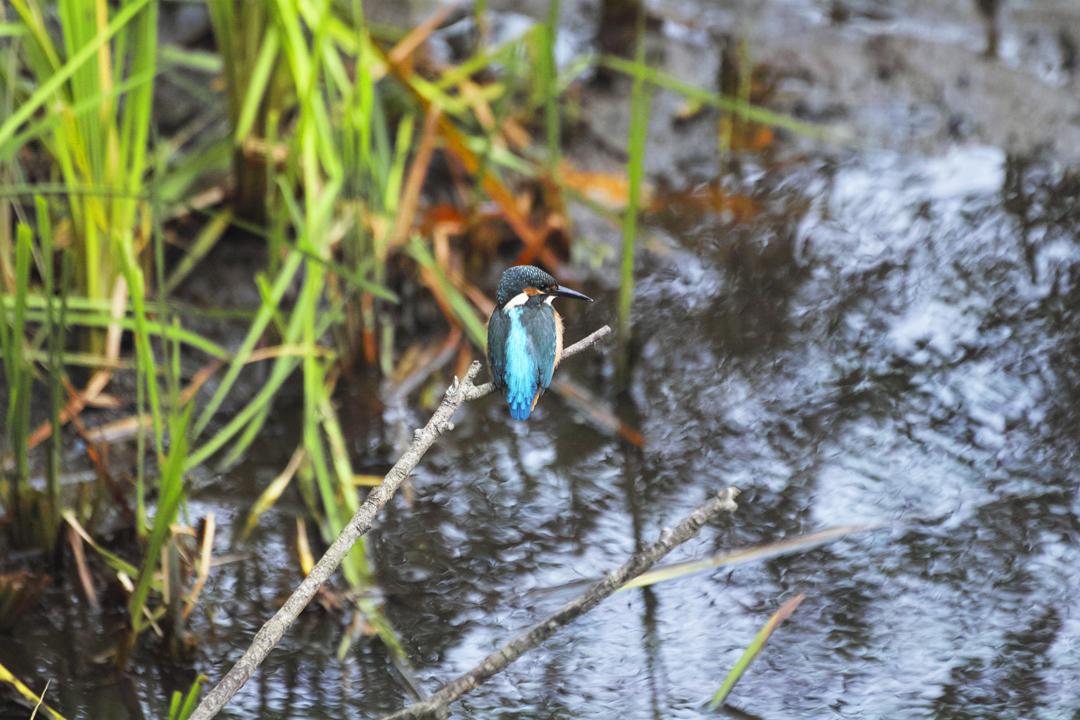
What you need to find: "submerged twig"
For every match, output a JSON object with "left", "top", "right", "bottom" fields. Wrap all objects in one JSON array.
[
  {"left": 382, "top": 486, "right": 740, "bottom": 720},
  {"left": 190, "top": 325, "right": 612, "bottom": 720}
]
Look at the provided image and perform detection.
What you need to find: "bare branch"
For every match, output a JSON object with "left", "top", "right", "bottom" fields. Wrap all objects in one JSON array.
[
  {"left": 190, "top": 325, "right": 612, "bottom": 720},
  {"left": 381, "top": 486, "right": 741, "bottom": 720}
]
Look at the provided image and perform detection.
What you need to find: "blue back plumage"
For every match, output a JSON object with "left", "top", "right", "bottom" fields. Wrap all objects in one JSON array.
[
  {"left": 488, "top": 304, "right": 558, "bottom": 421},
  {"left": 504, "top": 308, "right": 537, "bottom": 420}
]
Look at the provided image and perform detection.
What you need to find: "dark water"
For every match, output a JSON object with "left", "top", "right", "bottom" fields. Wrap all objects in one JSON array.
[{"left": 6, "top": 1, "right": 1080, "bottom": 719}]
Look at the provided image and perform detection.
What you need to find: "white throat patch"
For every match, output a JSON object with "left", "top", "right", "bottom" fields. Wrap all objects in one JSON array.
[{"left": 503, "top": 292, "right": 530, "bottom": 310}]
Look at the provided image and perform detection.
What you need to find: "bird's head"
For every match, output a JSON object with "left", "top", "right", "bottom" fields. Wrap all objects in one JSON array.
[{"left": 495, "top": 265, "right": 592, "bottom": 310}]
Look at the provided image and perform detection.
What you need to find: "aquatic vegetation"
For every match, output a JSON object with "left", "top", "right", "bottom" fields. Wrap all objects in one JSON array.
[
  {"left": 616, "top": 7, "right": 651, "bottom": 390},
  {"left": 708, "top": 594, "right": 805, "bottom": 710}
]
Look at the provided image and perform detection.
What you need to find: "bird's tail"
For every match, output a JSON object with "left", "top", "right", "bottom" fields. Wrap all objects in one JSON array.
[
  {"left": 507, "top": 388, "right": 541, "bottom": 421},
  {"left": 509, "top": 402, "right": 532, "bottom": 421}
]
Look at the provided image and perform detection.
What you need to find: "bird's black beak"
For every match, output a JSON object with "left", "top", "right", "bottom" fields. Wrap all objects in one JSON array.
[{"left": 550, "top": 286, "right": 592, "bottom": 302}]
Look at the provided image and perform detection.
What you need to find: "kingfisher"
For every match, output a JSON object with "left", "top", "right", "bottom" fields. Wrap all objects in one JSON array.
[{"left": 487, "top": 265, "right": 592, "bottom": 420}]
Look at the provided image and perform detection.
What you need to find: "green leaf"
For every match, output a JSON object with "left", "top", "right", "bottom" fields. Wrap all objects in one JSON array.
[
  {"left": 166, "top": 675, "right": 206, "bottom": 720},
  {"left": 0, "top": 0, "right": 153, "bottom": 153},
  {"left": 159, "top": 45, "right": 223, "bottom": 73},
  {"left": 128, "top": 408, "right": 192, "bottom": 634},
  {"left": 408, "top": 238, "right": 488, "bottom": 348},
  {"left": 708, "top": 594, "right": 805, "bottom": 709},
  {"left": 601, "top": 54, "right": 832, "bottom": 140}
]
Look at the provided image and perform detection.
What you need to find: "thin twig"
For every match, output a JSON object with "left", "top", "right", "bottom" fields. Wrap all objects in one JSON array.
[
  {"left": 28, "top": 679, "right": 49, "bottom": 720},
  {"left": 190, "top": 325, "right": 611, "bottom": 720},
  {"left": 382, "top": 486, "right": 741, "bottom": 720}
]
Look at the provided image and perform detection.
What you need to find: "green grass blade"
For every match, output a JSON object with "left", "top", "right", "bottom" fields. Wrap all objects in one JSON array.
[
  {"left": 154, "top": 138, "right": 232, "bottom": 208},
  {"left": 62, "top": 511, "right": 141, "bottom": 578},
  {"left": 116, "top": 246, "right": 165, "bottom": 453},
  {"left": 0, "top": 69, "right": 156, "bottom": 161},
  {"left": 527, "top": 524, "right": 884, "bottom": 599},
  {"left": 193, "top": 250, "right": 304, "bottom": 434},
  {"left": 621, "top": 523, "right": 884, "bottom": 591},
  {"left": 0, "top": 183, "right": 145, "bottom": 200},
  {"left": 0, "top": 293, "right": 255, "bottom": 321},
  {"left": 542, "top": 0, "right": 561, "bottom": 170},
  {"left": 407, "top": 239, "right": 487, "bottom": 347},
  {"left": 601, "top": 54, "right": 831, "bottom": 140},
  {"left": 11, "top": 308, "right": 229, "bottom": 358},
  {"left": 220, "top": 284, "right": 345, "bottom": 470},
  {"left": 708, "top": 594, "right": 805, "bottom": 710},
  {"left": 0, "top": 659, "right": 68, "bottom": 720},
  {"left": 615, "top": 12, "right": 650, "bottom": 390},
  {"left": 234, "top": 24, "right": 281, "bottom": 142},
  {"left": 163, "top": 210, "right": 233, "bottom": 294},
  {"left": 38, "top": 194, "right": 62, "bottom": 545},
  {"left": 213, "top": 267, "right": 343, "bottom": 469},
  {"left": 159, "top": 45, "right": 222, "bottom": 73},
  {"left": 278, "top": 237, "right": 397, "bottom": 300},
  {"left": 0, "top": 23, "right": 29, "bottom": 38},
  {"left": 128, "top": 408, "right": 192, "bottom": 635},
  {"left": 3, "top": 225, "right": 33, "bottom": 486},
  {"left": 0, "top": 0, "right": 153, "bottom": 154},
  {"left": 186, "top": 353, "right": 303, "bottom": 469},
  {"left": 167, "top": 674, "right": 206, "bottom": 720},
  {"left": 239, "top": 447, "right": 304, "bottom": 541}
]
